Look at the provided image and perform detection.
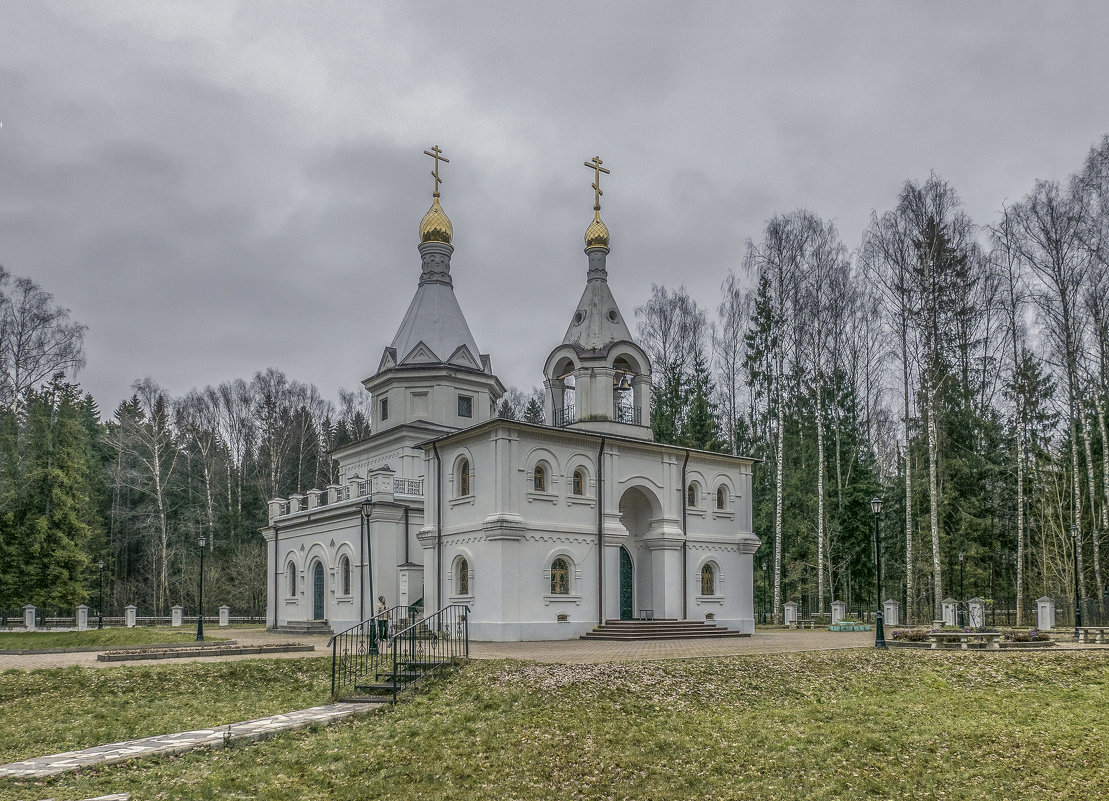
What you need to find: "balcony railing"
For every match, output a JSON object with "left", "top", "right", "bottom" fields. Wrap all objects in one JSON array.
[
  {"left": 553, "top": 405, "right": 576, "bottom": 427},
  {"left": 613, "top": 403, "right": 642, "bottom": 424},
  {"left": 394, "top": 477, "right": 423, "bottom": 496},
  {"left": 272, "top": 476, "right": 426, "bottom": 521}
]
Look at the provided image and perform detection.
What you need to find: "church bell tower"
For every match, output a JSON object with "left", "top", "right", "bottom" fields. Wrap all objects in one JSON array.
[{"left": 542, "top": 157, "right": 652, "bottom": 439}]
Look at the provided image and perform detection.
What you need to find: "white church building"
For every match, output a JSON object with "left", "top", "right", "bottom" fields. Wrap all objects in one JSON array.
[{"left": 262, "top": 151, "right": 759, "bottom": 641}]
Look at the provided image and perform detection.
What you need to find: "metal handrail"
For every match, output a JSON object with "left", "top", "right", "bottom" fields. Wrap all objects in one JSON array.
[
  {"left": 327, "top": 604, "right": 408, "bottom": 698},
  {"left": 328, "top": 603, "right": 469, "bottom": 701},
  {"left": 388, "top": 604, "right": 469, "bottom": 704}
]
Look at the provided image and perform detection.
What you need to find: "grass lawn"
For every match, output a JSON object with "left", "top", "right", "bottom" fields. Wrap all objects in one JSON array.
[
  {"left": 0, "top": 628, "right": 229, "bottom": 650},
  {"left": 2, "top": 649, "right": 1107, "bottom": 800},
  {"left": 0, "top": 657, "right": 332, "bottom": 765}
]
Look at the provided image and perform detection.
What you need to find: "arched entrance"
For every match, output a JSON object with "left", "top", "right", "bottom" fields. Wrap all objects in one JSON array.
[
  {"left": 312, "top": 562, "right": 325, "bottom": 620},
  {"left": 619, "top": 546, "right": 633, "bottom": 620},
  {"left": 618, "top": 486, "right": 663, "bottom": 619}
]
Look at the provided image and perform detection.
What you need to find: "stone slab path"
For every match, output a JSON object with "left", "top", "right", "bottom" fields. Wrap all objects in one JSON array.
[{"left": 0, "top": 702, "right": 384, "bottom": 779}]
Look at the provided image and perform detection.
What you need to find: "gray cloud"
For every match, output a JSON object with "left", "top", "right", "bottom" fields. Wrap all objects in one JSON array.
[{"left": 2, "top": 1, "right": 1108, "bottom": 410}]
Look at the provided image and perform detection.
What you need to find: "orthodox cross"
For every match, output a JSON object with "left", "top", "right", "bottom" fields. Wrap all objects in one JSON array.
[
  {"left": 424, "top": 145, "right": 450, "bottom": 197},
  {"left": 584, "top": 155, "right": 610, "bottom": 211}
]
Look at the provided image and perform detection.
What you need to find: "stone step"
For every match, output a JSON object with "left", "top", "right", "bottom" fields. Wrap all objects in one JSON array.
[
  {"left": 338, "top": 693, "right": 393, "bottom": 704},
  {"left": 582, "top": 620, "right": 748, "bottom": 640},
  {"left": 378, "top": 670, "right": 424, "bottom": 681},
  {"left": 276, "top": 619, "right": 332, "bottom": 634},
  {"left": 354, "top": 682, "right": 401, "bottom": 694}
]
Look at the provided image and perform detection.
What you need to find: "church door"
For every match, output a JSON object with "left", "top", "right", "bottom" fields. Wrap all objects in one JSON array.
[
  {"left": 619, "top": 546, "right": 633, "bottom": 620},
  {"left": 312, "top": 562, "right": 325, "bottom": 620}
]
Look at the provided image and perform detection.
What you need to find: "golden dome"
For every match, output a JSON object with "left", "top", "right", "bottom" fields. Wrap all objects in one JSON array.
[
  {"left": 584, "top": 209, "right": 610, "bottom": 250},
  {"left": 419, "top": 195, "right": 453, "bottom": 245}
]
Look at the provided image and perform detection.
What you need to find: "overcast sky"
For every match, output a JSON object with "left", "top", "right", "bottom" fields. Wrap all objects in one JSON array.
[{"left": 2, "top": 1, "right": 1108, "bottom": 413}]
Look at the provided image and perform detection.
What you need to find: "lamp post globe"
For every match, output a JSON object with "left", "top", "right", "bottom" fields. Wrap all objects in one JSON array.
[
  {"left": 871, "top": 497, "right": 887, "bottom": 649},
  {"left": 97, "top": 560, "right": 105, "bottom": 630},
  {"left": 196, "top": 534, "right": 207, "bottom": 642},
  {"left": 1071, "top": 524, "right": 1081, "bottom": 639}
]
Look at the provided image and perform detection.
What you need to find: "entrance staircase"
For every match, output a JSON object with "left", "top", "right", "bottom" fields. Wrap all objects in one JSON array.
[
  {"left": 276, "top": 619, "right": 333, "bottom": 635},
  {"left": 328, "top": 603, "right": 469, "bottom": 704},
  {"left": 582, "top": 619, "right": 749, "bottom": 640}
]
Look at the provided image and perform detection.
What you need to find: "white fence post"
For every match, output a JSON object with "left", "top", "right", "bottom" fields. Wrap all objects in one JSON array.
[
  {"left": 125, "top": 605, "right": 137, "bottom": 628},
  {"left": 967, "top": 597, "right": 986, "bottom": 629},
  {"left": 171, "top": 606, "right": 184, "bottom": 627},
  {"left": 1036, "top": 596, "right": 1055, "bottom": 630},
  {"left": 219, "top": 605, "right": 230, "bottom": 626},
  {"left": 23, "top": 605, "right": 36, "bottom": 631},
  {"left": 883, "top": 599, "right": 900, "bottom": 627},
  {"left": 76, "top": 604, "right": 89, "bottom": 631},
  {"left": 942, "top": 598, "right": 957, "bottom": 627}
]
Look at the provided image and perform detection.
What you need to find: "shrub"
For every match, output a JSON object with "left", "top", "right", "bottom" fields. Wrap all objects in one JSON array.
[
  {"left": 1005, "top": 629, "right": 1051, "bottom": 643},
  {"left": 891, "top": 629, "right": 930, "bottom": 642}
]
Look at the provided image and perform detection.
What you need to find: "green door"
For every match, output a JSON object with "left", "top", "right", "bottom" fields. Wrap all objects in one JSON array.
[
  {"left": 313, "top": 562, "right": 325, "bottom": 620},
  {"left": 619, "top": 546, "right": 633, "bottom": 621}
]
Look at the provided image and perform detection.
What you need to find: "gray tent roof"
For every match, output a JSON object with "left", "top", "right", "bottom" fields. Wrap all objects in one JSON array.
[{"left": 386, "top": 279, "right": 485, "bottom": 370}]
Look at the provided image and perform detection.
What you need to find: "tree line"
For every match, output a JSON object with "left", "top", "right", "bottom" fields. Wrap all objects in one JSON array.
[
  {"left": 0, "top": 266, "right": 374, "bottom": 615},
  {"left": 636, "top": 135, "right": 1109, "bottom": 626}
]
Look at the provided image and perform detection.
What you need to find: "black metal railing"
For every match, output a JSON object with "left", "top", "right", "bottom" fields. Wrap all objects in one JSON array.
[
  {"left": 554, "top": 405, "right": 576, "bottom": 427},
  {"left": 387, "top": 604, "right": 469, "bottom": 703},
  {"left": 328, "top": 603, "right": 469, "bottom": 702},
  {"left": 328, "top": 604, "right": 409, "bottom": 698},
  {"left": 613, "top": 403, "right": 641, "bottom": 424}
]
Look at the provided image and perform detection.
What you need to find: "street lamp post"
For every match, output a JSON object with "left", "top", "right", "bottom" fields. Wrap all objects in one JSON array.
[
  {"left": 97, "top": 560, "right": 105, "bottom": 629},
  {"left": 363, "top": 502, "right": 377, "bottom": 655},
  {"left": 871, "top": 497, "right": 887, "bottom": 649},
  {"left": 1071, "top": 524, "right": 1081, "bottom": 639},
  {"left": 196, "top": 534, "right": 207, "bottom": 642}
]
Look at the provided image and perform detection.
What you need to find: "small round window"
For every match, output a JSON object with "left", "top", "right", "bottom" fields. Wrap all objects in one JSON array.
[
  {"left": 573, "top": 310, "right": 586, "bottom": 326},
  {"left": 607, "top": 309, "right": 619, "bottom": 323}
]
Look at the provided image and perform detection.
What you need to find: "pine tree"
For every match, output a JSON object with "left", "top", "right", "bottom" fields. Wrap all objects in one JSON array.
[
  {"left": 523, "top": 397, "right": 544, "bottom": 425},
  {"left": 651, "top": 360, "right": 685, "bottom": 445},
  {"left": 497, "top": 398, "right": 517, "bottom": 420},
  {"left": 683, "top": 351, "right": 724, "bottom": 451}
]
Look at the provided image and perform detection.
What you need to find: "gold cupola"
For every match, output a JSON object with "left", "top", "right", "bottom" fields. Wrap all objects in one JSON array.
[
  {"left": 419, "top": 145, "right": 453, "bottom": 245},
  {"left": 584, "top": 209, "right": 609, "bottom": 250},
  {"left": 583, "top": 155, "right": 611, "bottom": 251},
  {"left": 419, "top": 195, "right": 453, "bottom": 245}
]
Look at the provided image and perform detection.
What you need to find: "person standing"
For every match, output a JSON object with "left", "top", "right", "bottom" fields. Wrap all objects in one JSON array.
[{"left": 376, "top": 595, "right": 388, "bottom": 641}]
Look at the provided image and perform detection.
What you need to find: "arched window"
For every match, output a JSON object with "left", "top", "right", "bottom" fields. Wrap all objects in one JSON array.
[
  {"left": 458, "top": 458, "right": 471, "bottom": 496},
  {"left": 572, "top": 469, "right": 584, "bottom": 496},
  {"left": 701, "top": 564, "right": 715, "bottom": 595},
  {"left": 287, "top": 561, "right": 297, "bottom": 596},
  {"left": 716, "top": 486, "right": 726, "bottom": 510},
  {"left": 340, "top": 555, "right": 351, "bottom": 596},
  {"left": 687, "top": 483, "right": 698, "bottom": 508},
  {"left": 551, "top": 557, "right": 570, "bottom": 594},
  {"left": 457, "top": 557, "right": 470, "bottom": 595},
  {"left": 534, "top": 464, "right": 547, "bottom": 492}
]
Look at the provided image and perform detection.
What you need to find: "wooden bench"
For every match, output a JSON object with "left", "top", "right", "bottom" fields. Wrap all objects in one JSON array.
[
  {"left": 928, "top": 631, "right": 1002, "bottom": 650},
  {"left": 1077, "top": 626, "right": 1109, "bottom": 644}
]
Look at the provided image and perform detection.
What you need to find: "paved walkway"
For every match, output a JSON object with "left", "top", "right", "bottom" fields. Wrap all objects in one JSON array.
[
  {"left": 2, "top": 626, "right": 1098, "bottom": 671},
  {"left": 469, "top": 628, "right": 876, "bottom": 662},
  {"left": 0, "top": 627, "right": 331, "bottom": 671},
  {"left": 0, "top": 703, "right": 383, "bottom": 779}
]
